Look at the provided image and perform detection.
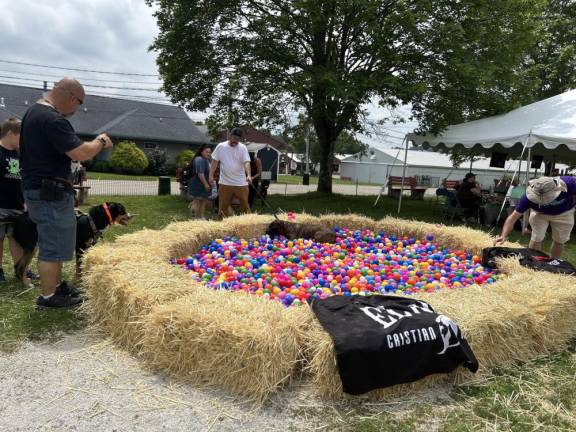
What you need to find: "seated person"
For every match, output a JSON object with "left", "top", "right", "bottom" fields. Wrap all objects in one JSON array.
[
  {"left": 457, "top": 173, "right": 485, "bottom": 223},
  {"left": 436, "top": 179, "right": 457, "bottom": 206}
]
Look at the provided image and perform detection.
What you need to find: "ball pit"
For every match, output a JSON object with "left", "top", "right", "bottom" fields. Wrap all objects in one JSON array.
[{"left": 174, "top": 227, "right": 497, "bottom": 307}]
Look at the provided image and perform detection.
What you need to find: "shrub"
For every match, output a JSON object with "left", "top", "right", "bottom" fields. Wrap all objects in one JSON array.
[
  {"left": 109, "top": 141, "right": 149, "bottom": 174},
  {"left": 164, "top": 163, "right": 177, "bottom": 176},
  {"left": 177, "top": 150, "right": 194, "bottom": 168},
  {"left": 89, "top": 160, "right": 112, "bottom": 173},
  {"left": 146, "top": 148, "right": 168, "bottom": 176}
]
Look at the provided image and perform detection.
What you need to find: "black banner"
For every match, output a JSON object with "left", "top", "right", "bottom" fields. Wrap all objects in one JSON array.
[{"left": 311, "top": 295, "right": 478, "bottom": 395}]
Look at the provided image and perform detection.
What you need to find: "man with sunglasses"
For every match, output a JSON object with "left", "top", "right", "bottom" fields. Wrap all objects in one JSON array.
[
  {"left": 19, "top": 77, "right": 113, "bottom": 309},
  {"left": 494, "top": 176, "right": 576, "bottom": 258}
]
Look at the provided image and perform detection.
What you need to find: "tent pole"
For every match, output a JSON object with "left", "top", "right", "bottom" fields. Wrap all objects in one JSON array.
[
  {"left": 374, "top": 139, "right": 405, "bottom": 207},
  {"left": 522, "top": 148, "right": 532, "bottom": 232},
  {"left": 495, "top": 132, "right": 531, "bottom": 228},
  {"left": 397, "top": 137, "right": 409, "bottom": 214}
]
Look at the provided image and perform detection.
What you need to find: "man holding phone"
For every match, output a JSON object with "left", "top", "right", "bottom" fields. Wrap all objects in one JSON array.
[{"left": 20, "top": 78, "right": 113, "bottom": 309}]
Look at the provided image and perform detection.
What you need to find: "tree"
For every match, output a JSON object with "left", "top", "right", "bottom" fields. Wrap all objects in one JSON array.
[
  {"left": 446, "top": 147, "right": 483, "bottom": 171},
  {"left": 526, "top": 0, "right": 576, "bottom": 100},
  {"left": 282, "top": 114, "right": 368, "bottom": 166},
  {"left": 147, "top": 0, "right": 543, "bottom": 193}
]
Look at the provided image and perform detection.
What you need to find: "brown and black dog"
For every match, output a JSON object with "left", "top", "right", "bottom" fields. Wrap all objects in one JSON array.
[
  {"left": 12, "top": 202, "right": 131, "bottom": 281},
  {"left": 266, "top": 219, "right": 337, "bottom": 243}
]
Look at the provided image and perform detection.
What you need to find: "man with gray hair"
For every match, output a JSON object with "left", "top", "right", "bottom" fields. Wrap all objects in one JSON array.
[
  {"left": 494, "top": 176, "right": 576, "bottom": 258},
  {"left": 20, "top": 78, "right": 114, "bottom": 309}
]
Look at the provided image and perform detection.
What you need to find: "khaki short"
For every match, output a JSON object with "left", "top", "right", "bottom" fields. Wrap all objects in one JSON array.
[{"left": 529, "top": 208, "right": 575, "bottom": 244}]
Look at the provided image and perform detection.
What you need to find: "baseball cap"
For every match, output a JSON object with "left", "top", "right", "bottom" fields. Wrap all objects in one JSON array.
[
  {"left": 464, "top": 173, "right": 476, "bottom": 180},
  {"left": 230, "top": 127, "right": 243, "bottom": 139},
  {"left": 526, "top": 177, "right": 566, "bottom": 205}
]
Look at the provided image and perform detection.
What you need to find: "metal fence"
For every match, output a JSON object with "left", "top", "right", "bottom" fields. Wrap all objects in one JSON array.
[{"left": 83, "top": 179, "right": 390, "bottom": 197}]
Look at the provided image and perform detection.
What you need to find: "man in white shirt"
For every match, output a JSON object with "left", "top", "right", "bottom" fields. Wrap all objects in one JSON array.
[{"left": 209, "top": 128, "right": 252, "bottom": 218}]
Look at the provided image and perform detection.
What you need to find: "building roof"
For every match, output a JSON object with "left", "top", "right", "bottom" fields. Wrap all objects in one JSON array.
[
  {"left": 0, "top": 83, "right": 210, "bottom": 144},
  {"left": 245, "top": 142, "right": 281, "bottom": 154},
  {"left": 344, "top": 147, "right": 568, "bottom": 171}
]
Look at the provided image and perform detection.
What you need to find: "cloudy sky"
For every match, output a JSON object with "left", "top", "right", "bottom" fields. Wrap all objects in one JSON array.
[{"left": 0, "top": 0, "right": 415, "bottom": 149}]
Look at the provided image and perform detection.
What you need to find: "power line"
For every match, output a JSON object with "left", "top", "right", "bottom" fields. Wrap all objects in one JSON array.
[
  {"left": 0, "top": 68, "right": 161, "bottom": 85},
  {"left": 0, "top": 80, "right": 173, "bottom": 102},
  {"left": 0, "top": 59, "right": 159, "bottom": 77},
  {"left": 0, "top": 75, "right": 162, "bottom": 92}
]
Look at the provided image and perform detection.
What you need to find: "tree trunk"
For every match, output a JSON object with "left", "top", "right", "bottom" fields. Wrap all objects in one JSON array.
[{"left": 316, "top": 126, "right": 335, "bottom": 194}]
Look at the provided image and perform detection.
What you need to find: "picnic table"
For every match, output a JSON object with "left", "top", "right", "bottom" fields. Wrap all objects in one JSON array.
[{"left": 387, "top": 176, "right": 426, "bottom": 200}]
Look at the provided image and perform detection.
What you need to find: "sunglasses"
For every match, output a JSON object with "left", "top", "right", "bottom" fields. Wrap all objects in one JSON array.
[{"left": 67, "top": 89, "right": 84, "bottom": 105}]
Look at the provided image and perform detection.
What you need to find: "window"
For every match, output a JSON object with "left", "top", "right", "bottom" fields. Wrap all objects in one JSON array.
[{"left": 144, "top": 142, "right": 158, "bottom": 149}]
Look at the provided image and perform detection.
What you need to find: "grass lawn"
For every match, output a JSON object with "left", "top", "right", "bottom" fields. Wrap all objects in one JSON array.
[{"left": 1, "top": 193, "right": 575, "bottom": 430}]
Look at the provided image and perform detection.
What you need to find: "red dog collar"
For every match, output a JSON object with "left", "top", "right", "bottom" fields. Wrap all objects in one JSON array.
[{"left": 103, "top": 202, "right": 115, "bottom": 225}]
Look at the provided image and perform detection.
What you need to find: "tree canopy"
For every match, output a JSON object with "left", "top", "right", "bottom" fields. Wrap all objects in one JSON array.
[{"left": 148, "top": 0, "right": 545, "bottom": 192}]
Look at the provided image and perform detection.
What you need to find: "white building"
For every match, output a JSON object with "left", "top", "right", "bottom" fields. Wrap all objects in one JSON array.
[{"left": 340, "top": 148, "right": 562, "bottom": 188}]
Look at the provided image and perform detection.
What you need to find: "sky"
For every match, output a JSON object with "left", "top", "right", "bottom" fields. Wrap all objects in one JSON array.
[{"left": 0, "top": 0, "right": 416, "bottom": 149}]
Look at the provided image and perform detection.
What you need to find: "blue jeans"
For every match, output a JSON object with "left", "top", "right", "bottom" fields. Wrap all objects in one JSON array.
[{"left": 24, "top": 189, "right": 76, "bottom": 262}]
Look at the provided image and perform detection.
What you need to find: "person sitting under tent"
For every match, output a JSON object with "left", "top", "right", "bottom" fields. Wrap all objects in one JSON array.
[
  {"left": 494, "top": 176, "right": 576, "bottom": 258},
  {"left": 457, "top": 173, "right": 484, "bottom": 224},
  {"left": 436, "top": 179, "right": 458, "bottom": 207}
]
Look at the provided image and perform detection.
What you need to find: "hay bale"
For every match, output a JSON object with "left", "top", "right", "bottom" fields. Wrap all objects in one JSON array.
[
  {"left": 82, "top": 261, "right": 196, "bottom": 350},
  {"left": 141, "top": 291, "right": 303, "bottom": 402},
  {"left": 81, "top": 212, "right": 576, "bottom": 402}
]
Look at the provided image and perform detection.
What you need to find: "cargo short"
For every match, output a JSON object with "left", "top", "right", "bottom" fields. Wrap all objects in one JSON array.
[
  {"left": 529, "top": 208, "right": 575, "bottom": 244},
  {"left": 24, "top": 189, "right": 76, "bottom": 262}
]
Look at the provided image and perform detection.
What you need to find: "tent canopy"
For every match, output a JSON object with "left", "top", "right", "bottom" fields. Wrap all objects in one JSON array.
[{"left": 407, "top": 89, "right": 576, "bottom": 161}]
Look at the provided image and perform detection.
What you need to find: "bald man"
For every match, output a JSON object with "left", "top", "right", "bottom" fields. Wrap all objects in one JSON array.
[{"left": 20, "top": 78, "right": 113, "bottom": 309}]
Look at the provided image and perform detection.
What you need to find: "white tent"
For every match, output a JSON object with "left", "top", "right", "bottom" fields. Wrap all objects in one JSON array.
[
  {"left": 407, "top": 89, "right": 576, "bottom": 161},
  {"left": 390, "top": 89, "right": 576, "bottom": 214}
]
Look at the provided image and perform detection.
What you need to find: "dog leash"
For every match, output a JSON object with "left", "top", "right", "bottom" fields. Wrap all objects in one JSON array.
[{"left": 249, "top": 182, "right": 280, "bottom": 220}]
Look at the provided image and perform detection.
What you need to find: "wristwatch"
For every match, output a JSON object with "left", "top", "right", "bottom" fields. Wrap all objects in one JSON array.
[{"left": 98, "top": 137, "right": 107, "bottom": 149}]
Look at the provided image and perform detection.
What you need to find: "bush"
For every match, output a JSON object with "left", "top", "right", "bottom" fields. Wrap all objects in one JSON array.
[
  {"left": 146, "top": 148, "right": 168, "bottom": 176},
  {"left": 89, "top": 160, "right": 112, "bottom": 173},
  {"left": 109, "top": 141, "right": 149, "bottom": 174},
  {"left": 164, "top": 163, "right": 177, "bottom": 176},
  {"left": 177, "top": 150, "right": 194, "bottom": 168}
]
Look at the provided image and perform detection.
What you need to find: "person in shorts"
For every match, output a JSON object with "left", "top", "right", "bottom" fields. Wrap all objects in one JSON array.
[
  {"left": 20, "top": 78, "right": 113, "bottom": 309},
  {"left": 494, "top": 176, "right": 576, "bottom": 258},
  {"left": 186, "top": 144, "right": 213, "bottom": 218},
  {"left": 0, "top": 118, "right": 33, "bottom": 286}
]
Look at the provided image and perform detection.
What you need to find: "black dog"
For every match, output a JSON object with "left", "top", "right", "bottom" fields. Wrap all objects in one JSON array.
[
  {"left": 12, "top": 202, "right": 131, "bottom": 281},
  {"left": 75, "top": 202, "right": 131, "bottom": 276},
  {"left": 266, "top": 219, "right": 337, "bottom": 243}
]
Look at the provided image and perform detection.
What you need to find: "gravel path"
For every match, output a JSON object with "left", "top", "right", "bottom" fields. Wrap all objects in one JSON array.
[
  {"left": 0, "top": 331, "right": 454, "bottom": 431},
  {"left": 0, "top": 331, "right": 324, "bottom": 432}
]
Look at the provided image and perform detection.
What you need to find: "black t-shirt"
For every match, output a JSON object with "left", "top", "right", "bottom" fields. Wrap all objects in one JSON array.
[
  {"left": 457, "top": 181, "right": 477, "bottom": 201},
  {"left": 0, "top": 145, "right": 24, "bottom": 210},
  {"left": 19, "top": 103, "right": 82, "bottom": 190}
]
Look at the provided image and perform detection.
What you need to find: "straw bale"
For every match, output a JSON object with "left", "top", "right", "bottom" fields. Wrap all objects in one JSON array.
[
  {"left": 141, "top": 291, "right": 303, "bottom": 402},
  {"left": 82, "top": 212, "right": 576, "bottom": 402},
  {"left": 82, "top": 261, "right": 199, "bottom": 350}
]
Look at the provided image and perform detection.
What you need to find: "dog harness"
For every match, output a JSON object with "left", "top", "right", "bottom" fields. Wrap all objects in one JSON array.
[{"left": 75, "top": 209, "right": 103, "bottom": 246}]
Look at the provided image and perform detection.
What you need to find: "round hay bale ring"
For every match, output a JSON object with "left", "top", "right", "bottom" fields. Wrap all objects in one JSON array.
[{"left": 82, "top": 214, "right": 576, "bottom": 402}]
